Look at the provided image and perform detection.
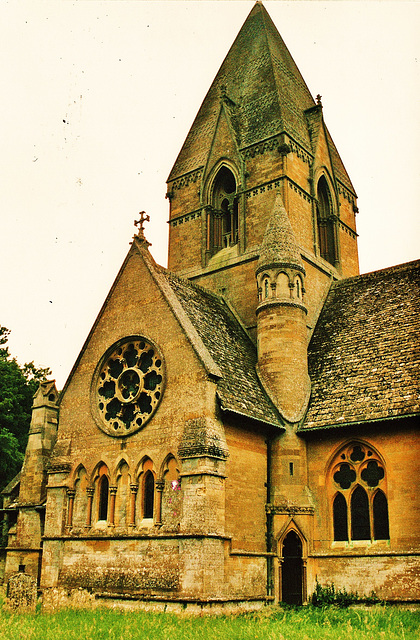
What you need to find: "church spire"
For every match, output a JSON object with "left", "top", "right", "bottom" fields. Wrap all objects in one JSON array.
[
  {"left": 256, "top": 192, "right": 305, "bottom": 277},
  {"left": 166, "top": 1, "right": 359, "bottom": 340}
]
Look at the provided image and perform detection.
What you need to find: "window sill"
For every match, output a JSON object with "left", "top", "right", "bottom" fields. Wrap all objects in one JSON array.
[{"left": 331, "top": 539, "right": 390, "bottom": 549}]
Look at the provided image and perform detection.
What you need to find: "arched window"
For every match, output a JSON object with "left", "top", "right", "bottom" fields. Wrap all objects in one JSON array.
[
  {"left": 333, "top": 493, "right": 348, "bottom": 541},
  {"left": 73, "top": 466, "right": 88, "bottom": 527},
  {"left": 351, "top": 486, "right": 370, "bottom": 540},
  {"left": 373, "top": 490, "right": 390, "bottom": 540},
  {"left": 316, "top": 176, "right": 337, "bottom": 265},
  {"left": 98, "top": 475, "right": 109, "bottom": 521},
  {"left": 143, "top": 471, "right": 155, "bottom": 519},
  {"left": 207, "top": 167, "right": 238, "bottom": 256},
  {"left": 329, "top": 442, "right": 389, "bottom": 543}
]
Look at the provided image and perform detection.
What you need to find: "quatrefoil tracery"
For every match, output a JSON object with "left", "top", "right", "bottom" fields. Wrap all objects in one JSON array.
[{"left": 332, "top": 444, "right": 385, "bottom": 491}]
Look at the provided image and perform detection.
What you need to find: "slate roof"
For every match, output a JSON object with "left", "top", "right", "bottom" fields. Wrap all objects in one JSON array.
[
  {"left": 168, "top": 2, "right": 354, "bottom": 194},
  {"left": 302, "top": 260, "right": 420, "bottom": 430},
  {"left": 163, "top": 270, "right": 282, "bottom": 428}
]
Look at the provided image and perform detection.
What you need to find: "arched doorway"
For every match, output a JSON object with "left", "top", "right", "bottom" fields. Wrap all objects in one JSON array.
[{"left": 281, "top": 531, "right": 303, "bottom": 605}]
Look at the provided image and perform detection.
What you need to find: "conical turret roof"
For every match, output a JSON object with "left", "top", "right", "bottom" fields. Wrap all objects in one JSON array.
[
  {"left": 168, "top": 2, "right": 354, "bottom": 193},
  {"left": 256, "top": 192, "right": 304, "bottom": 275}
]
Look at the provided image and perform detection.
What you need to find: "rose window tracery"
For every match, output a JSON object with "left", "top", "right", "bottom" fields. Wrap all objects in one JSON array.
[{"left": 94, "top": 338, "right": 164, "bottom": 436}]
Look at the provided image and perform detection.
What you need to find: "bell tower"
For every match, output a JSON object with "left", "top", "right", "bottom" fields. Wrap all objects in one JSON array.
[{"left": 166, "top": 1, "right": 359, "bottom": 338}]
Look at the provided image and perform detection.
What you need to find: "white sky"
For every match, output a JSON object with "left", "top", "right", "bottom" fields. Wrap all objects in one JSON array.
[{"left": 1, "top": 0, "right": 419, "bottom": 389}]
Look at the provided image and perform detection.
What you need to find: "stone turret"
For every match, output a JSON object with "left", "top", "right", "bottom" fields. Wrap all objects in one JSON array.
[
  {"left": 256, "top": 193, "right": 310, "bottom": 423},
  {"left": 18, "top": 381, "right": 59, "bottom": 505},
  {"left": 4, "top": 381, "right": 59, "bottom": 583}
]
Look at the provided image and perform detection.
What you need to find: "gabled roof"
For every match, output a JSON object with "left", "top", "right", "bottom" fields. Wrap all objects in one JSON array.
[
  {"left": 302, "top": 260, "right": 420, "bottom": 431},
  {"left": 59, "top": 234, "right": 281, "bottom": 429},
  {"left": 161, "top": 269, "right": 282, "bottom": 428},
  {"left": 168, "top": 2, "right": 354, "bottom": 193}
]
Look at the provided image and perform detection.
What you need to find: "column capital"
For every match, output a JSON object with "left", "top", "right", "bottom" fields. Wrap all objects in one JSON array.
[{"left": 156, "top": 479, "right": 165, "bottom": 492}]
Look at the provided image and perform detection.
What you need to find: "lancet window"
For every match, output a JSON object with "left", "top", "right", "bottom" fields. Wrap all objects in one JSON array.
[
  {"left": 98, "top": 474, "right": 109, "bottom": 521},
  {"left": 207, "top": 166, "right": 238, "bottom": 256},
  {"left": 143, "top": 471, "right": 155, "bottom": 519},
  {"left": 330, "top": 442, "right": 389, "bottom": 542},
  {"left": 316, "top": 176, "right": 337, "bottom": 266}
]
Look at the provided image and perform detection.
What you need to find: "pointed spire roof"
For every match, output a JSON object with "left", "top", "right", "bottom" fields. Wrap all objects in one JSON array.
[
  {"left": 256, "top": 192, "right": 304, "bottom": 275},
  {"left": 168, "top": 2, "right": 354, "bottom": 194}
]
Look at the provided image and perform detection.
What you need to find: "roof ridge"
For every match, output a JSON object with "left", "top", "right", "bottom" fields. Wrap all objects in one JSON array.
[
  {"left": 334, "top": 259, "right": 420, "bottom": 287},
  {"left": 259, "top": 2, "right": 315, "bottom": 111},
  {"left": 165, "top": 269, "right": 226, "bottom": 305}
]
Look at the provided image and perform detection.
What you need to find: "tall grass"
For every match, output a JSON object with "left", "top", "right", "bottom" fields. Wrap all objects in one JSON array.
[{"left": 0, "top": 597, "right": 419, "bottom": 640}]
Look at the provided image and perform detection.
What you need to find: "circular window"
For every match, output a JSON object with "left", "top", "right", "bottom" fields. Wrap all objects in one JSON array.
[{"left": 93, "top": 337, "right": 164, "bottom": 436}]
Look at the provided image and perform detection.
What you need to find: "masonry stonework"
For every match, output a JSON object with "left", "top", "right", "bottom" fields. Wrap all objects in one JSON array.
[{"left": 2, "top": 2, "right": 418, "bottom": 609}]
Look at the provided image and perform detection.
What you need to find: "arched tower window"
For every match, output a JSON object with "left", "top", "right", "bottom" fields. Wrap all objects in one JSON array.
[
  {"left": 316, "top": 176, "right": 337, "bottom": 265},
  {"left": 264, "top": 277, "right": 270, "bottom": 299},
  {"left": 207, "top": 167, "right": 238, "bottom": 256}
]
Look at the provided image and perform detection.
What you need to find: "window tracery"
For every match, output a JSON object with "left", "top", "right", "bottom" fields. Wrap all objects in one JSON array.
[
  {"left": 94, "top": 337, "right": 164, "bottom": 437},
  {"left": 330, "top": 442, "right": 389, "bottom": 542}
]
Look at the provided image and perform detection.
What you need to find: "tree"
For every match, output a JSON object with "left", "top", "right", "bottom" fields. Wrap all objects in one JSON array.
[{"left": 0, "top": 326, "right": 51, "bottom": 490}]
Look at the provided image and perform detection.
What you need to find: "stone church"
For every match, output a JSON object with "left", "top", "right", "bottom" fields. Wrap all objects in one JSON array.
[{"left": 2, "top": 2, "right": 419, "bottom": 608}]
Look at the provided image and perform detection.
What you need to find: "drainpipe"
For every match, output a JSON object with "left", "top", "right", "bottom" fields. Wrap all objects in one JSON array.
[{"left": 265, "top": 436, "right": 273, "bottom": 597}]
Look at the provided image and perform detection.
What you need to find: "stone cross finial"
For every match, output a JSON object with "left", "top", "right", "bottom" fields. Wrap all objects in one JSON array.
[
  {"left": 134, "top": 211, "right": 150, "bottom": 242},
  {"left": 316, "top": 94, "right": 322, "bottom": 106}
]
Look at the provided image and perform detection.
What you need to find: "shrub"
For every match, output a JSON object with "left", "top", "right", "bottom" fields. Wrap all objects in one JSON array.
[{"left": 311, "top": 579, "right": 380, "bottom": 608}]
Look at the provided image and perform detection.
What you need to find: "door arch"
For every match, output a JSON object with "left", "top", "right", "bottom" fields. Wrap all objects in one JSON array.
[{"left": 281, "top": 530, "right": 303, "bottom": 604}]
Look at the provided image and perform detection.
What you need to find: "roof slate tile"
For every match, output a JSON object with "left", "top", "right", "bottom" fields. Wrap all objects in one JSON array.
[
  {"left": 303, "top": 260, "right": 420, "bottom": 430},
  {"left": 163, "top": 270, "right": 281, "bottom": 428}
]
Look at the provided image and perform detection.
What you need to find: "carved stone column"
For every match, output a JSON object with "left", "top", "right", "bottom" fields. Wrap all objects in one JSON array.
[
  {"left": 85, "top": 487, "right": 94, "bottom": 528},
  {"left": 66, "top": 489, "right": 76, "bottom": 528},
  {"left": 129, "top": 484, "right": 138, "bottom": 527},
  {"left": 155, "top": 479, "right": 165, "bottom": 526},
  {"left": 302, "top": 558, "right": 308, "bottom": 604},
  {"left": 109, "top": 486, "right": 118, "bottom": 526}
]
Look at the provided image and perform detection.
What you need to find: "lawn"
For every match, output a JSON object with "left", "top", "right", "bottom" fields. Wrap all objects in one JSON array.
[{"left": 0, "top": 600, "right": 419, "bottom": 640}]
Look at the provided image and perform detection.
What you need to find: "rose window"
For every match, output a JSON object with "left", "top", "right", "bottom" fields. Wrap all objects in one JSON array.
[{"left": 94, "top": 338, "right": 164, "bottom": 436}]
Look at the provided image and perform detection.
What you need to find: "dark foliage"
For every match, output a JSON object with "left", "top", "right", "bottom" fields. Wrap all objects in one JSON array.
[{"left": 0, "top": 326, "right": 51, "bottom": 490}]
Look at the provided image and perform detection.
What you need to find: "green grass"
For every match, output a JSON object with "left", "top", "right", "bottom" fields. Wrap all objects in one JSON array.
[{"left": 0, "top": 598, "right": 419, "bottom": 640}]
